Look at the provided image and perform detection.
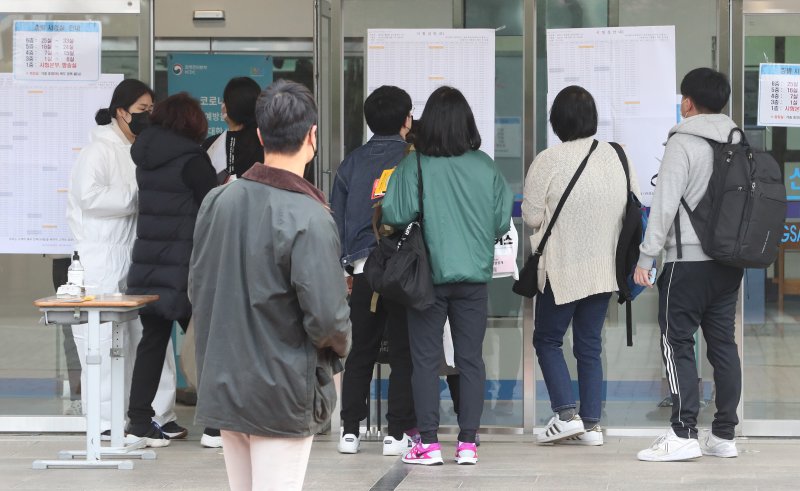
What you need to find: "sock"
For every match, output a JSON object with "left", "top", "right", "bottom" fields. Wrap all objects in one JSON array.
[
  {"left": 583, "top": 420, "right": 597, "bottom": 430},
  {"left": 558, "top": 408, "right": 576, "bottom": 421}
]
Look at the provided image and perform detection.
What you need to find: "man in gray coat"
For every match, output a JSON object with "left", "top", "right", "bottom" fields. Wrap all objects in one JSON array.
[
  {"left": 634, "top": 68, "right": 743, "bottom": 462},
  {"left": 189, "top": 79, "right": 351, "bottom": 491}
]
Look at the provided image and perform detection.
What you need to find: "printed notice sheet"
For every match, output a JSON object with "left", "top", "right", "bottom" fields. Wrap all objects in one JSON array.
[
  {"left": 13, "top": 21, "right": 102, "bottom": 82},
  {"left": 367, "top": 29, "right": 495, "bottom": 158},
  {"left": 0, "top": 73, "right": 123, "bottom": 254},
  {"left": 546, "top": 26, "right": 676, "bottom": 206},
  {"left": 758, "top": 63, "right": 800, "bottom": 127}
]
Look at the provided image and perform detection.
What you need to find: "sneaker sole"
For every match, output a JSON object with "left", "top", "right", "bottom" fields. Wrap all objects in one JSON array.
[
  {"left": 338, "top": 446, "right": 359, "bottom": 454},
  {"left": 402, "top": 457, "right": 443, "bottom": 466},
  {"left": 200, "top": 436, "right": 223, "bottom": 448},
  {"left": 701, "top": 449, "right": 738, "bottom": 458},
  {"left": 124, "top": 435, "right": 170, "bottom": 448},
  {"left": 637, "top": 446, "right": 701, "bottom": 462},
  {"left": 164, "top": 430, "right": 188, "bottom": 439},
  {"left": 455, "top": 457, "right": 478, "bottom": 465},
  {"left": 383, "top": 447, "right": 408, "bottom": 456},
  {"left": 556, "top": 438, "right": 603, "bottom": 446},
  {"left": 537, "top": 426, "right": 585, "bottom": 444}
]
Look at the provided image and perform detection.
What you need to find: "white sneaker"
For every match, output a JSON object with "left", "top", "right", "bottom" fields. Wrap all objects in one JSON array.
[
  {"left": 383, "top": 434, "right": 412, "bottom": 456},
  {"left": 338, "top": 433, "right": 360, "bottom": 454},
  {"left": 537, "top": 413, "right": 585, "bottom": 443},
  {"left": 63, "top": 400, "right": 83, "bottom": 416},
  {"left": 699, "top": 430, "right": 738, "bottom": 458},
  {"left": 201, "top": 433, "right": 223, "bottom": 448},
  {"left": 556, "top": 425, "right": 604, "bottom": 446},
  {"left": 637, "top": 428, "right": 702, "bottom": 462}
]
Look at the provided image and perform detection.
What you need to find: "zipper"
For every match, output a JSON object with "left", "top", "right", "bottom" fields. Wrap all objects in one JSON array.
[{"left": 733, "top": 153, "right": 758, "bottom": 257}]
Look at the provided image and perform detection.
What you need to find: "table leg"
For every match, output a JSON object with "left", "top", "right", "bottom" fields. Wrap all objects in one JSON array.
[
  {"left": 111, "top": 321, "right": 125, "bottom": 448},
  {"left": 85, "top": 310, "right": 102, "bottom": 461}
]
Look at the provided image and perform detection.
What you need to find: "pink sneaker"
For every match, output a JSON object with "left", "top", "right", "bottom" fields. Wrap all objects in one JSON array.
[
  {"left": 455, "top": 441, "right": 478, "bottom": 465},
  {"left": 402, "top": 442, "right": 444, "bottom": 466}
]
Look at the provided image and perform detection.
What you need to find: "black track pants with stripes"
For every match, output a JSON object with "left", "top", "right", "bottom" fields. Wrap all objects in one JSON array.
[{"left": 657, "top": 261, "right": 743, "bottom": 440}]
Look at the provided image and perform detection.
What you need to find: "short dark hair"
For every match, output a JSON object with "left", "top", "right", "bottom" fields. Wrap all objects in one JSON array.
[
  {"left": 223, "top": 77, "right": 261, "bottom": 127},
  {"left": 414, "top": 86, "right": 480, "bottom": 157},
  {"left": 364, "top": 86, "right": 412, "bottom": 136},
  {"left": 150, "top": 92, "right": 208, "bottom": 143},
  {"left": 549, "top": 86, "right": 598, "bottom": 142},
  {"left": 680, "top": 67, "right": 730, "bottom": 114},
  {"left": 255, "top": 79, "right": 317, "bottom": 155},
  {"left": 95, "top": 78, "right": 154, "bottom": 125}
]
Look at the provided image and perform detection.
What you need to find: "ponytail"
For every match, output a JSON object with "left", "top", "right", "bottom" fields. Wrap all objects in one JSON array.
[{"left": 95, "top": 108, "right": 113, "bottom": 125}]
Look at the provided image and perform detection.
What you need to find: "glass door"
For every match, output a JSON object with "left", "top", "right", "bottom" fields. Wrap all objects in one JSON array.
[
  {"left": 0, "top": 1, "right": 151, "bottom": 432},
  {"left": 739, "top": 0, "right": 800, "bottom": 436}
]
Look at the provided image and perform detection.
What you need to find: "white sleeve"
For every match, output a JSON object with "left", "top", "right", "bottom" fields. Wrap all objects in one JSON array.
[{"left": 72, "top": 143, "right": 137, "bottom": 219}]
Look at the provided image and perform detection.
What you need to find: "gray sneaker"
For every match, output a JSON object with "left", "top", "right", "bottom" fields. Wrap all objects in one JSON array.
[{"left": 699, "top": 429, "right": 738, "bottom": 458}]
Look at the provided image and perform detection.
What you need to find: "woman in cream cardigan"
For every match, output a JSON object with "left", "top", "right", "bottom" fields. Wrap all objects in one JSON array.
[{"left": 522, "top": 85, "right": 640, "bottom": 446}]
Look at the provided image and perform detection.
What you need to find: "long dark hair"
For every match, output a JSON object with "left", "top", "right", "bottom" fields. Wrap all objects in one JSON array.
[
  {"left": 414, "top": 86, "right": 481, "bottom": 157},
  {"left": 95, "top": 79, "right": 154, "bottom": 125}
]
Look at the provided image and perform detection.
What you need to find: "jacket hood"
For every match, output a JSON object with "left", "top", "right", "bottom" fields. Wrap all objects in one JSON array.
[
  {"left": 90, "top": 120, "right": 131, "bottom": 148},
  {"left": 130, "top": 125, "right": 205, "bottom": 170},
  {"left": 669, "top": 113, "right": 740, "bottom": 144}
]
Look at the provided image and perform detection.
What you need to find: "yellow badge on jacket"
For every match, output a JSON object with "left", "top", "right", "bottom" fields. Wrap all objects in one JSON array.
[{"left": 371, "top": 168, "right": 395, "bottom": 199}]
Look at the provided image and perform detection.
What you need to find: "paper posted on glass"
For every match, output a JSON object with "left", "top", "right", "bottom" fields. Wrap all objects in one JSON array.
[{"left": 493, "top": 219, "right": 519, "bottom": 280}]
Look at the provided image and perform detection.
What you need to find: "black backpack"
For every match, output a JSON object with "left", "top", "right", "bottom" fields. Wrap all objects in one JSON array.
[
  {"left": 609, "top": 142, "right": 645, "bottom": 347},
  {"left": 676, "top": 127, "right": 786, "bottom": 268}
]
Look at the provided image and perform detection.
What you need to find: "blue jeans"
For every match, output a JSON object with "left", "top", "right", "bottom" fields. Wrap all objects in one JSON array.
[{"left": 533, "top": 283, "right": 611, "bottom": 424}]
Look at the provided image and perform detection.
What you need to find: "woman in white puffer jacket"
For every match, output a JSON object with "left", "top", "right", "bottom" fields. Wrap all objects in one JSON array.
[{"left": 66, "top": 79, "right": 179, "bottom": 439}]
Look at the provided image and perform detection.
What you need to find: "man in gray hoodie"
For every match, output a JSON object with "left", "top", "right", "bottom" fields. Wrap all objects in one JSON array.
[{"left": 634, "top": 68, "right": 743, "bottom": 462}]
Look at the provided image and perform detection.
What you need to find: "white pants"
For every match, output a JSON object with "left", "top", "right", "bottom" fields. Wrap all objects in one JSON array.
[
  {"left": 221, "top": 431, "right": 314, "bottom": 491},
  {"left": 72, "top": 316, "right": 177, "bottom": 431}
]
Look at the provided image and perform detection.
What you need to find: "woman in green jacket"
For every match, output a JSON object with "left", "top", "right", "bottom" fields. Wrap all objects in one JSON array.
[{"left": 382, "top": 86, "right": 513, "bottom": 466}]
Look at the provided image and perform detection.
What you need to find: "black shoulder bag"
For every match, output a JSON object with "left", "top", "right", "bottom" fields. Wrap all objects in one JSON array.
[
  {"left": 512, "top": 140, "right": 599, "bottom": 298},
  {"left": 364, "top": 152, "right": 435, "bottom": 310}
]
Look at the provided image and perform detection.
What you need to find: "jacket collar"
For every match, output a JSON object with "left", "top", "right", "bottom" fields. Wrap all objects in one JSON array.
[
  {"left": 242, "top": 163, "right": 328, "bottom": 207},
  {"left": 369, "top": 134, "right": 407, "bottom": 144}
]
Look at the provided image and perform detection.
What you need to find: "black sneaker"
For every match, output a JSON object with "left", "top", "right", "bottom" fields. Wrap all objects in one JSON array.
[
  {"left": 124, "top": 421, "right": 170, "bottom": 448},
  {"left": 161, "top": 421, "right": 188, "bottom": 439},
  {"left": 100, "top": 429, "right": 111, "bottom": 442}
]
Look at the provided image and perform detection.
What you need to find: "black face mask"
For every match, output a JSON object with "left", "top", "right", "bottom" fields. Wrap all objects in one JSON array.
[{"left": 128, "top": 111, "right": 151, "bottom": 136}]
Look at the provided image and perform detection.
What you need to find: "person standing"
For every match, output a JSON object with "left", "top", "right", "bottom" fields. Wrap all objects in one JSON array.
[
  {"left": 125, "top": 92, "right": 217, "bottom": 446},
  {"left": 190, "top": 79, "right": 351, "bottom": 491},
  {"left": 66, "top": 79, "right": 178, "bottom": 439},
  {"left": 382, "top": 86, "right": 513, "bottom": 466},
  {"left": 203, "top": 76, "right": 264, "bottom": 183},
  {"left": 635, "top": 68, "right": 743, "bottom": 462},
  {"left": 198, "top": 76, "right": 264, "bottom": 448},
  {"left": 522, "top": 86, "right": 639, "bottom": 446},
  {"left": 331, "top": 85, "right": 417, "bottom": 456}
]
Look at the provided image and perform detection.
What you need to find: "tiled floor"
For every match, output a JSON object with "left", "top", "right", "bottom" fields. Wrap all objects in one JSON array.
[{"left": 1, "top": 431, "right": 798, "bottom": 490}]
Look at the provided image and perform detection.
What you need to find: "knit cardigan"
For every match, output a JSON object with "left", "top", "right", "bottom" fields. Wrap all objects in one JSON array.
[{"left": 522, "top": 137, "right": 640, "bottom": 305}]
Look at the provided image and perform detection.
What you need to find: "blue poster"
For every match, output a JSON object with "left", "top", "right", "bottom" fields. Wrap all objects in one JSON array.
[{"left": 167, "top": 53, "right": 273, "bottom": 137}]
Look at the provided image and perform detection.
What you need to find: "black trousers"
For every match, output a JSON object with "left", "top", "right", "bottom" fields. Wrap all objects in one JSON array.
[
  {"left": 657, "top": 261, "right": 743, "bottom": 440},
  {"left": 406, "top": 283, "right": 488, "bottom": 444},
  {"left": 340, "top": 274, "right": 415, "bottom": 439},
  {"left": 127, "top": 314, "right": 188, "bottom": 425}
]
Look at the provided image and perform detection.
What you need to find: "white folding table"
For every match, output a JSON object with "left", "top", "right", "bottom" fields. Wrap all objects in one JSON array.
[{"left": 32, "top": 294, "right": 159, "bottom": 470}]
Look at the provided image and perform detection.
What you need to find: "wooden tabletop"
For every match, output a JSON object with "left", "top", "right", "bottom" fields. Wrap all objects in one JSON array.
[{"left": 34, "top": 294, "right": 159, "bottom": 308}]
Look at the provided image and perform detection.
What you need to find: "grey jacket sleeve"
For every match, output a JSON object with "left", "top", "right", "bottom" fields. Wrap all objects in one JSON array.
[
  {"left": 638, "top": 139, "right": 689, "bottom": 269},
  {"left": 291, "top": 209, "right": 352, "bottom": 358}
]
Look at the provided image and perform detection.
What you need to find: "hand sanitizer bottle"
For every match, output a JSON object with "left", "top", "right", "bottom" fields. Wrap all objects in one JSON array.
[{"left": 67, "top": 251, "right": 84, "bottom": 287}]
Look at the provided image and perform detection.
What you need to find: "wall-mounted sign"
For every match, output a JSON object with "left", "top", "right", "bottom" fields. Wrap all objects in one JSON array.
[
  {"left": 167, "top": 53, "right": 273, "bottom": 138},
  {"left": 13, "top": 21, "right": 101, "bottom": 82},
  {"left": 757, "top": 63, "right": 800, "bottom": 127}
]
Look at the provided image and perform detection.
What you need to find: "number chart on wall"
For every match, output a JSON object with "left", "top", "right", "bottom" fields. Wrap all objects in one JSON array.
[
  {"left": 758, "top": 63, "right": 800, "bottom": 127},
  {"left": 0, "top": 74, "right": 122, "bottom": 254},
  {"left": 546, "top": 26, "right": 677, "bottom": 207},
  {"left": 366, "top": 29, "right": 495, "bottom": 159}
]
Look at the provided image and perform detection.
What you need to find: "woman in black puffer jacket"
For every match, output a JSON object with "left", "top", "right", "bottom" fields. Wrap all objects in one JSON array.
[{"left": 125, "top": 92, "right": 217, "bottom": 446}]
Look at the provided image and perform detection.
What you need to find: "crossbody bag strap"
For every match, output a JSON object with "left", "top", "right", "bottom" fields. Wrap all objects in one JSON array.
[
  {"left": 416, "top": 151, "right": 424, "bottom": 222},
  {"left": 609, "top": 142, "right": 631, "bottom": 195},
  {"left": 535, "top": 139, "right": 599, "bottom": 256}
]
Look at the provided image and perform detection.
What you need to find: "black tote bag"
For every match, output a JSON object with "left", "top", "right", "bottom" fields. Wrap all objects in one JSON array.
[{"left": 364, "top": 152, "right": 435, "bottom": 311}]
